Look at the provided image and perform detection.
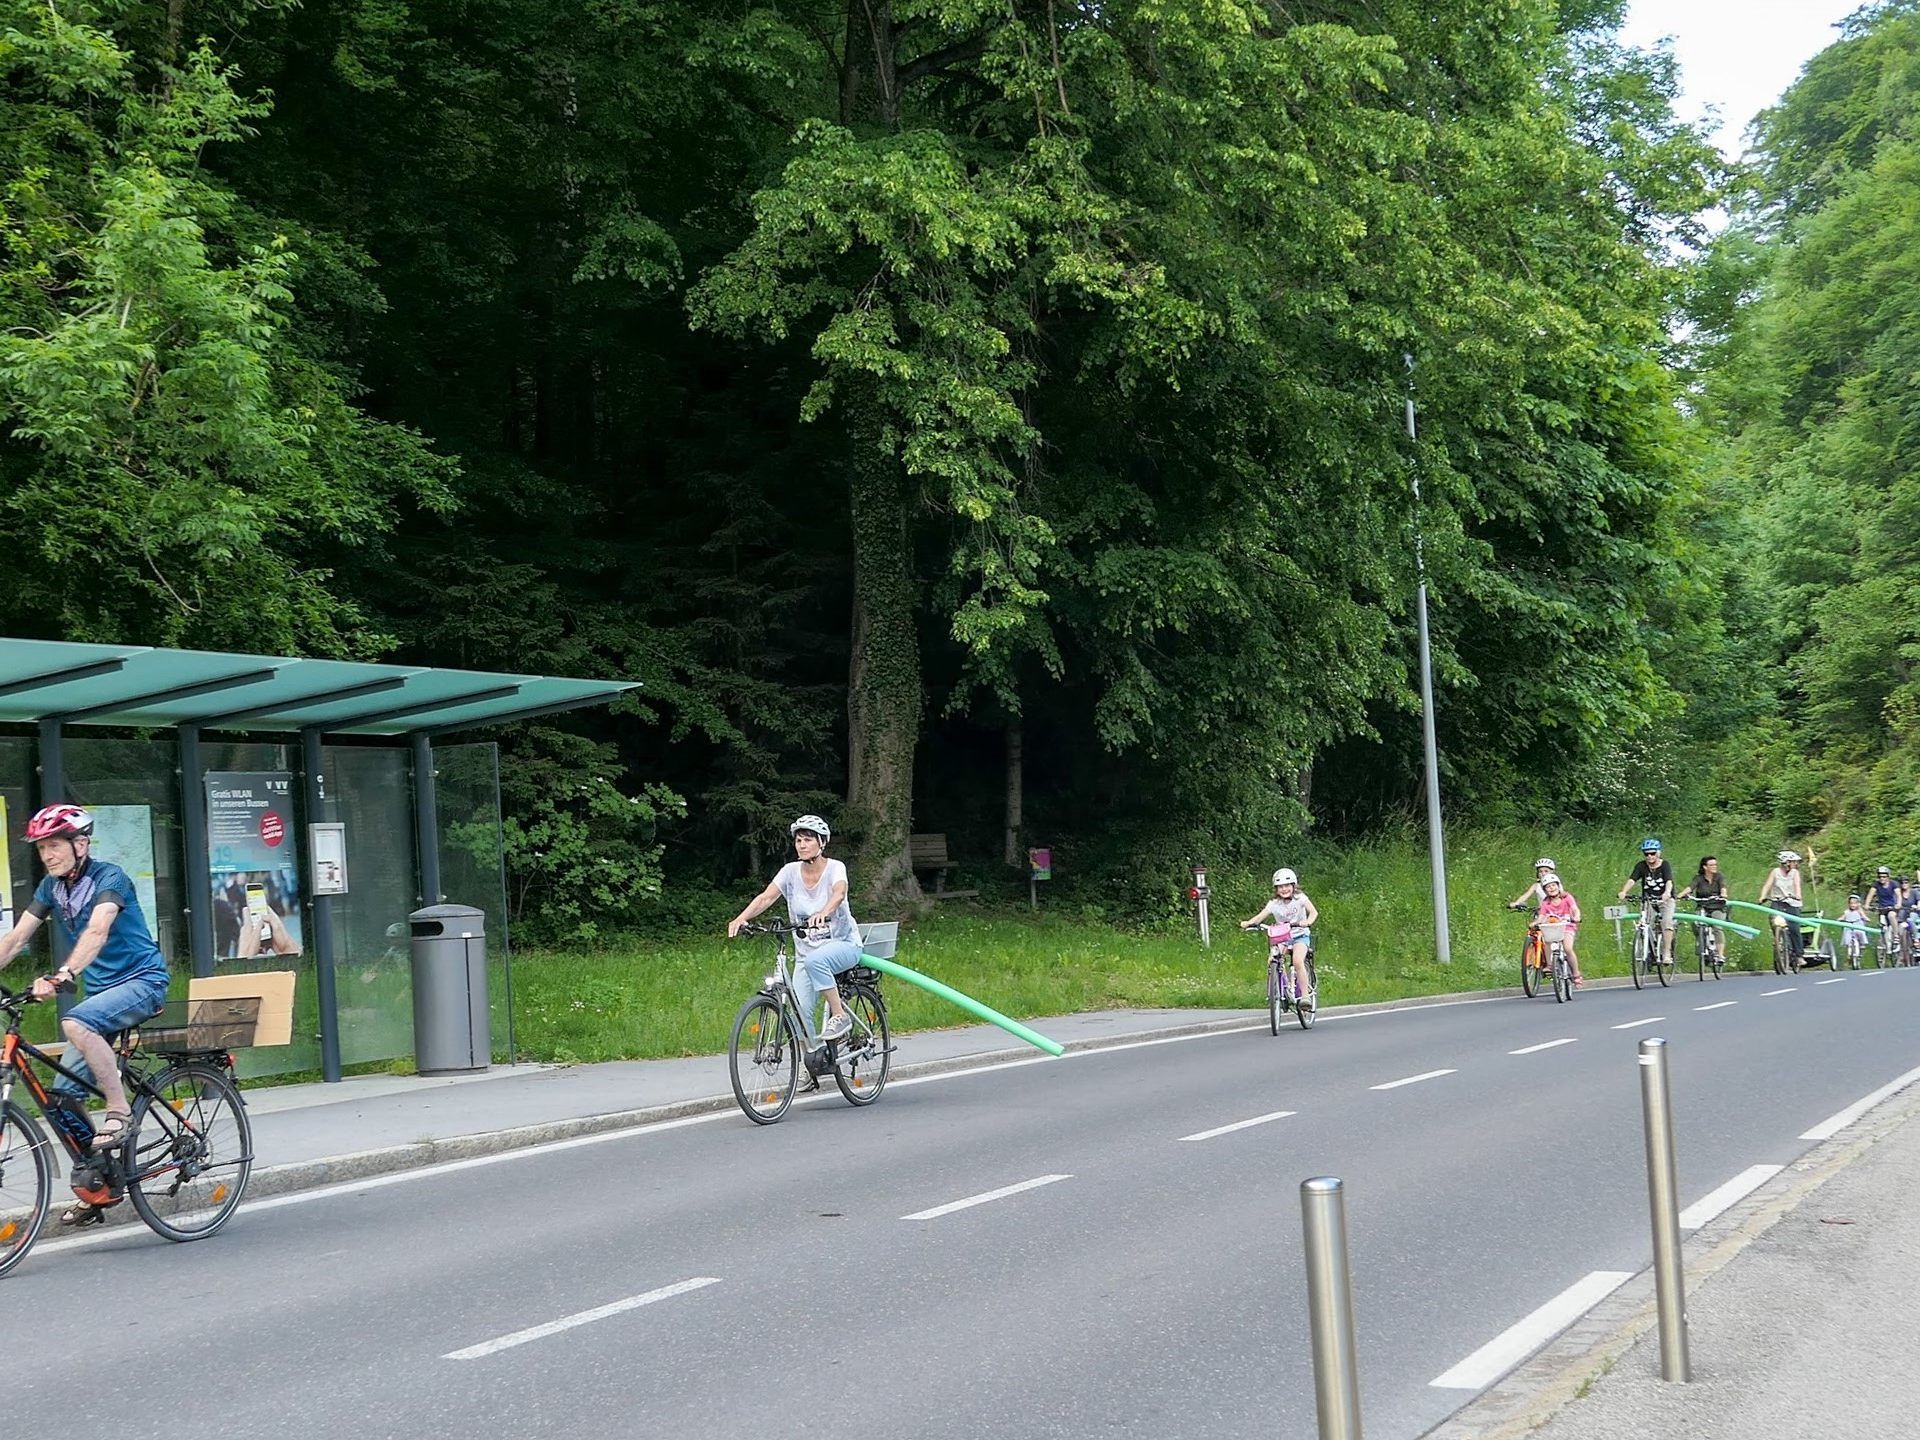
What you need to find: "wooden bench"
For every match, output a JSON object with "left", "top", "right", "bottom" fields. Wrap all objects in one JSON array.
[{"left": 910, "top": 833, "right": 979, "bottom": 900}]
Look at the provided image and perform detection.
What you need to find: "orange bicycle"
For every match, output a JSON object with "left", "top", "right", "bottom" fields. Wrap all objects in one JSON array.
[
  {"left": 0, "top": 983, "right": 251, "bottom": 1277},
  {"left": 1512, "top": 904, "right": 1551, "bottom": 998}
]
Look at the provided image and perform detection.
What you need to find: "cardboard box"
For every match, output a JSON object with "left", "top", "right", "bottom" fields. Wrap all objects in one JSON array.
[{"left": 142, "top": 971, "right": 296, "bottom": 1050}]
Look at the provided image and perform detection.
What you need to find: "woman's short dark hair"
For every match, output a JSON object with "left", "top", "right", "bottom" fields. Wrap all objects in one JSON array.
[{"left": 1696, "top": 855, "right": 1716, "bottom": 878}]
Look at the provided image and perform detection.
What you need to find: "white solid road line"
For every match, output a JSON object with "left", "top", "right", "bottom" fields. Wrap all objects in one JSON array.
[
  {"left": 1761, "top": 987, "right": 1797, "bottom": 996},
  {"left": 1371, "top": 1069, "right": 1456, "bottom": 1091},
  {"left": 1508, "top": 1039, "right": 1576, "bottom": 1056},
  {"left": 1693, "top": 1001, "right": 1738, "bottom": 1012},
  {"left": 1801, "top": 1064, "right": 1920, "bottom": 1141},
  {"left": 1816, "top": 978, "right": 1846, "bottom": 986},
  {"left": 1679, "top": 1165, "right": 1784, "bottom": 1230},
  {"left": 1430, "top": 1271, "right": 1634, "bottom": 1390},
  {"left": 900, "top": 1174, "right": 1072, "bottom": 1221},
  {"left": 444, "top": 1277, "right": 721, "bottom": 1360},
  {"left": 1178, "top": 1110, "right": 1298, "bottom": 1142},
  {"left": 1611, "top": 1017, "right": 1664, "bottom": 1030}
]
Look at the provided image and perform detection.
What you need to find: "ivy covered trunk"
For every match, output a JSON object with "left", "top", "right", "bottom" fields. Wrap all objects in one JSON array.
[{"left": 845, "top": 406, "right": 925, "bottom": 914}]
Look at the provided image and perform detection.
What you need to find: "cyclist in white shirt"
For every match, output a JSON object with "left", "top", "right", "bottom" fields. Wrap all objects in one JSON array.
[
  {"left": 729, "top": 815, "right": 859, "bottom": 1048},
  {"left": 1240, "top": 867, "right": 1318, "bottom": 1005}
]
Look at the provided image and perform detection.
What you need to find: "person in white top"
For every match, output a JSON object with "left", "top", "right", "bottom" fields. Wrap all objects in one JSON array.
[
  {"left": 1758, "top": 850, "right": 1807, "bottom": 969},
  {"left": 729, "top": 815, "right": 860, "bottom": 1048},
  {"left": 1239, "top": 867, "right": 1318, "bottom": 1004}
]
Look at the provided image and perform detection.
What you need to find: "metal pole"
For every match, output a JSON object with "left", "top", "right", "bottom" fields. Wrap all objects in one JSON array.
[
  {"left": 177, "top": 725, "right": 216, "bottom": 978},
  {"left": 35, "top": 718, "right": 71, "bottom": 979},
  {"left": 1405, "top": 354, "right": 1452, "bottom": 965},
  {"left": 301, "top": 728, "right": 343, "bottom": 1083},
  {"left": 1638, "top": 1038, "right": 1691, "bottom": 1381},
  {"left": 1300, "top": 1177, "right": 1364, "bottom": 1440},
  {"left": 411, "top": 731, "right": 442, "bottom": 906}
]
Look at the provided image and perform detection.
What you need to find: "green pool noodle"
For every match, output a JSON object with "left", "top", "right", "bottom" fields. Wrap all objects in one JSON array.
[
  {"left": 1723, "top": 898, "right": 1871, "bottom": 934},
  {"left": 860, "top": 953, "right": 1066, "bottom": 1057},
  {"left": 1622, "top": 911, "right": 1761, "bottom": 939}
]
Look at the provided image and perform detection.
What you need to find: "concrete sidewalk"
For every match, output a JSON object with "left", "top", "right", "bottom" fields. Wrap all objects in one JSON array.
[{"left": 1429, "top": 1068, "right": 1920, "bottom": 1440}]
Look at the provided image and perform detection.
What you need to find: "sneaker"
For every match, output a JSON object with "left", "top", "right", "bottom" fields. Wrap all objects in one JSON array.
[{"left": 819, "top": 1011, "right": 853, "bottom": 1043}]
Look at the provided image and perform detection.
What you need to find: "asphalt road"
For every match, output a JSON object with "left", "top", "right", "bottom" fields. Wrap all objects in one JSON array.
[{"left": 13, "top": 966, "right": 1919, "bottom": 1440}]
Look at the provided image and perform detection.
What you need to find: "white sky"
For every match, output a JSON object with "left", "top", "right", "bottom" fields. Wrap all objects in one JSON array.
[{"left": 1620, "top": 1, "right": 1866, "bottom": 157}]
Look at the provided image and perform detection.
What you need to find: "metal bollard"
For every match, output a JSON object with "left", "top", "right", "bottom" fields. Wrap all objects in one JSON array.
[
  {"left": 1300, "top": 1177, "right": 1364, "bottom": 1440},
  {"left": 1638, "top": 1038, "right": 1691, "bottom": 1381}
]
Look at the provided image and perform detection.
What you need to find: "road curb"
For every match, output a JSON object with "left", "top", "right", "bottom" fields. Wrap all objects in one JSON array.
[
  {"left": 72, "top": 980, "right": 1580, "bottom": 1229},
  {"left": 1419, "top": 1065, "right": 1920, "bottom": 1439}
]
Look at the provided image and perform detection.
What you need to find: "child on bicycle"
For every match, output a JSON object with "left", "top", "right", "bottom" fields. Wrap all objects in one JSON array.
[
  {"left": 1530, "top": 873, "right": 1584, "bottom": 986},
  {"left": 1507, "top": 857, "right": 1560, "bottom": 912},
  {"left": 1841, "top": 894, "right": 1869, "bottom": 965},
  {"left": 1240, "top": 867, "right": 1317, "bottom": 1003}
]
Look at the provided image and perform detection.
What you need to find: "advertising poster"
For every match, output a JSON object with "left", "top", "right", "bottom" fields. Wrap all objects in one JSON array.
[
  {"left": 205, "top": 772, "right": 304, "bottom": 960},
  {"left": 92, "top": 805, "right": 158, "bottom": 931}
]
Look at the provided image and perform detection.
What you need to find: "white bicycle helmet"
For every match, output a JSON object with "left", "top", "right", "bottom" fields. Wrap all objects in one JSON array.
[
  {"left": 1534, "top": 857, "right": 1556, "bottom": 873},
  {"left": 1778, "top": 849, "right": 1801, "bottom": 863},
  {"left": 1540, "top": 872, "right": 1563, "bottom": 889},
  {"left": 1272, "top": 868, "right": 1298, "bottom": 887},
  {"left": 1878, "top": 865, "right": 1892, "bottom": 876},
  {"left": 790, "top": 814, "right": 831, "bottom": 844}
]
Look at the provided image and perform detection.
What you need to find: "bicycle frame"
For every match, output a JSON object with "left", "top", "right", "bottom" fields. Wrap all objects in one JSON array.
[
  {"left": 0, "top": 1006, "right": 240, "bottom": 1189},
  {"left": 743, "top": 924, "right": 884, "bottom": 1067}
]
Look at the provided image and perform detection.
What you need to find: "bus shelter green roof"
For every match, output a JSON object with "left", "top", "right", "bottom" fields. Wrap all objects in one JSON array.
[{"left": 0, "top": 637, "right": 636, "bottom": 736}]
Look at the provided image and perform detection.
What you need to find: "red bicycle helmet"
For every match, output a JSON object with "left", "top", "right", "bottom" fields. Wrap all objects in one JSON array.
[{"left": 23, "top": 803, "right": 94, "bottom": 843}]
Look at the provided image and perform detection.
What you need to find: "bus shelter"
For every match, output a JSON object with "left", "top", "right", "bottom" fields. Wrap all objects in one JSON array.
[{"left": 0, "top": 637, "right": 634, "bottom": 1081}]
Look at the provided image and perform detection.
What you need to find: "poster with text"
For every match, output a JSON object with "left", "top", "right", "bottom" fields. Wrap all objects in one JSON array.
[
  {"left": 92, "top": 805, "right": 158, "bottom": 932},
  {"left": 205, "top": 772, "right": 304, "bottom": 960}
]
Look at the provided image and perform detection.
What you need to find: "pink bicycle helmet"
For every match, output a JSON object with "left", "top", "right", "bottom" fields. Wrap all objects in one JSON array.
[{"left": 23, "top": 803, "right": 94, "bottom": 843}]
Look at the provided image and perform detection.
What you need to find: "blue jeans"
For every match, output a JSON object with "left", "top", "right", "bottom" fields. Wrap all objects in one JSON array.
[
  {"left": 794, "top": 940, "right": 861, "bottom": 1041},
  {"left": 51, "top": 971, "right": 170, "bottom": 1098}
]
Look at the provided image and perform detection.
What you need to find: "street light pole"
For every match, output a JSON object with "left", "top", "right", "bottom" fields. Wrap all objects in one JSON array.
[{"left": 1405, "top": 354, "right": 1453, "bottom": 965}]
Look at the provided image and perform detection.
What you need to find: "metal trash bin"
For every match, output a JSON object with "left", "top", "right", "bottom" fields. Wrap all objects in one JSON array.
[{"left": 410, "top": 903, "right": 490, "bottom": 1075}]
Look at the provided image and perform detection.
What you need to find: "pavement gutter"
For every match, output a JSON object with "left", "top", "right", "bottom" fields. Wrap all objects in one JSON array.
[
  {"left": 70, "top": 979, "right": 1567, "bottom": 1229},
  {"left": 1420, "top": 1065, "right": 1920, "bottom": 1440}
]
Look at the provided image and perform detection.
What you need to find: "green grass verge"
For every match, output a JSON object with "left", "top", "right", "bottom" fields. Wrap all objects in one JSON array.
[{"left": 506, "top": 825, "right": 1788, "bottom": 1064}]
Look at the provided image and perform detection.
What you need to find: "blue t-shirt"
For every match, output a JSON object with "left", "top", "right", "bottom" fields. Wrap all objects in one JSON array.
[{"left": 31, "top": 859, "right": 168, "bottom": 992}]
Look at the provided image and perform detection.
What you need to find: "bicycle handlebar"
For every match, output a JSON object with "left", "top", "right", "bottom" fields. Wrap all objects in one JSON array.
[{"left": 737, "top": 918, "right": 827, "bottom": 939}]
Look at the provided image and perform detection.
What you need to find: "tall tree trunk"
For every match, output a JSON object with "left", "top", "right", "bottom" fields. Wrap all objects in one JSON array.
[
  {"left": 1004, "top": 721, "right": 1024, "bottom": 866},
  {"left": 845, "top": 400, "right": 924, "bottom": 914}
]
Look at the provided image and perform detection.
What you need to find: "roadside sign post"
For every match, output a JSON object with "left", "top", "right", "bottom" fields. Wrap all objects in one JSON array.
[
  {"left": 1300, "top": 1176, "right": 1364, "bottom": 1439},
  {"left": 1028, "top": 847, "right": 1051, "bottom": 912},
  {"left": 1638, "top": 1037, "right": 1691, "bottom": 1381},
  {"left": 1604, "top": 903, "right": 1630, "bottom": 949},
  {"left": 1190, "top": 863, "right": 1211, "bottom": 949}
]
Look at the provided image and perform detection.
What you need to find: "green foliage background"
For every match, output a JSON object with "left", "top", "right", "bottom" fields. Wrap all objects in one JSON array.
[{"left": 7, "top": 0, "right": 1912, "bottom": 941}]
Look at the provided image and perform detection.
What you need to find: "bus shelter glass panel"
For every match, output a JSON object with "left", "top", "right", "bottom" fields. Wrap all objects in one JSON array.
[
  {"left": 205, "top": 742, "right": 318, "bottom": 1079},
  {"left": 0, "top": 735, "right": 35, "bottom": 935},
  {"left": 434, "top": 742, "right": 512, "bottom": 1059},
  {"left": 64, "top": 734, "right": 186, "bottom": 973},
  {"left": 322, "top": 745, "right": 416, "bottom": 1067}
]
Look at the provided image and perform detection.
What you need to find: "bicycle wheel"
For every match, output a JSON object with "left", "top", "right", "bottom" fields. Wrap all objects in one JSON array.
[
  {"left": 833, "top": 985, "right": 890, "bottom": 1106},
  {"left": 729, "top": 995, "right": 798, "bottom": 1124},
  {"left": 1772, "top": 928, "right": 1788, "bottom": 976},
  {"left": 1655, "top": 933, "right": 1672, "bottom": 987},
  {"left": 1552, "top": 952, "right": 1570, "bottom": 1003},
  {"left": 1631, "top": 927, "right": 1647, "bottom": 990},
  {"left": 1296, "top": 955, "right": 1317, "bottom": 1030},
  {"left": 1696, "top": 933, "right": 1709, "bottom": 982},
  {"left": 1268, "top": 961, "right": 1282, "bottom": 1035},
  {"left": 125, "top": 1063, "right": 251, "bottom": 1242},
  {"left": 1521, "top": 936, "right": 1540, "bottom": 998},
  {"left": 0, "top": 1102, "right": 52, "bottom": 1279}
]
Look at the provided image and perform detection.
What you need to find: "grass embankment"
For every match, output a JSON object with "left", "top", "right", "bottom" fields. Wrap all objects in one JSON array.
[{"left": 507, "top": 827, "right": 1787, "bottom": 1064}]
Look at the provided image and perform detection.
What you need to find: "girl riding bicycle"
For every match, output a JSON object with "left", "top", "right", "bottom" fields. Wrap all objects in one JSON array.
[
  {"left": 1240, "top": 868, "right": 1317, "bottom": 1004},
  {"left": 1523, "top": 873, "right": 1584, "bottom": 987},
  {"left": 728, "top": 815, "right": 859, "bottom": 1050}
]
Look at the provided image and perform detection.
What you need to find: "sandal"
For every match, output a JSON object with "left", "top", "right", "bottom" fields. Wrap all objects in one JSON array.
[
  {"left": 59, "top": 1202, "right": 106, "bottom": 1228},
  {"left": 89, "top": 1110, "right": 132, "bottom": 1151}
]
